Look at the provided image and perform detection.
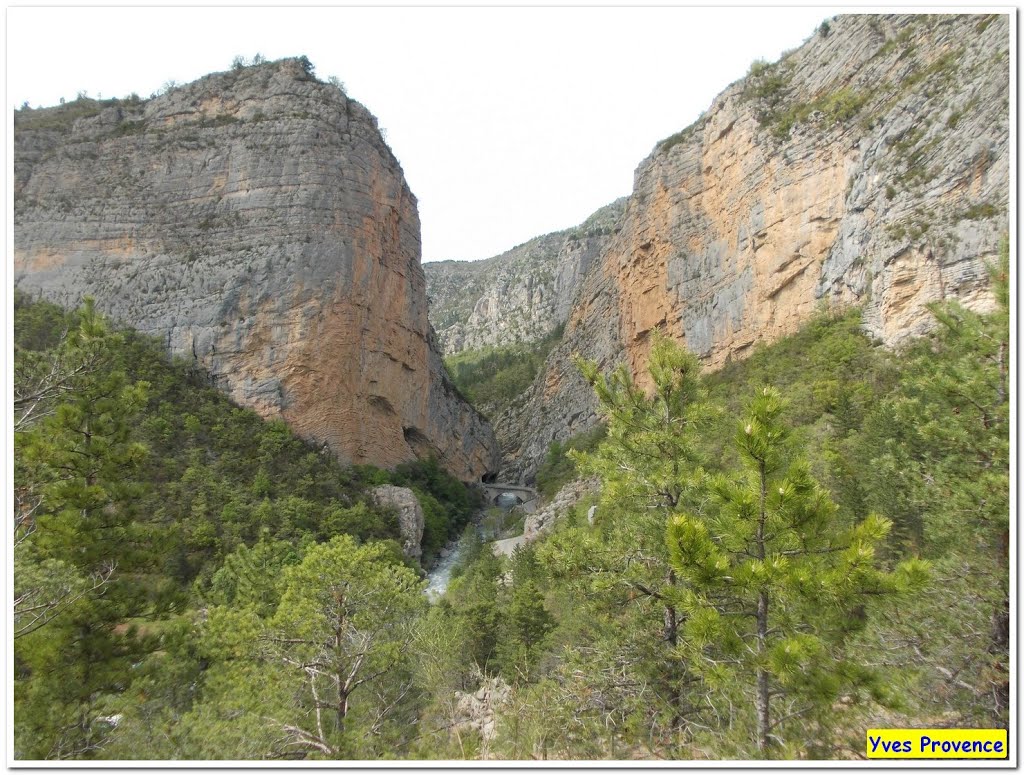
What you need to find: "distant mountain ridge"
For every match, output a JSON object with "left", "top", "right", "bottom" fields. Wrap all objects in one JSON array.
[{"left": 424, "top": 199, "right": 626, "bottom": 355}]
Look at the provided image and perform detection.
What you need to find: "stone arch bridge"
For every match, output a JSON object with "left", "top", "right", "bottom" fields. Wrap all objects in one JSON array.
[{"left": 481, "top": 483, "right": 538, "bottom": 512}]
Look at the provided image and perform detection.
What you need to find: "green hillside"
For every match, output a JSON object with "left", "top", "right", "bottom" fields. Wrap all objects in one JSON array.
[
  {"left": 12, "top": 241, "right": 1008, "bottom": 758},
  {"left": 12, "top": 291, "right": 476, "bottom": 759}
]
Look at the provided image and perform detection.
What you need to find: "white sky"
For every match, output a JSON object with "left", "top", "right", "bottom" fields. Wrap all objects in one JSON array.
[{"left": 6, "top": 5, "right": 841, "bottom": 263}]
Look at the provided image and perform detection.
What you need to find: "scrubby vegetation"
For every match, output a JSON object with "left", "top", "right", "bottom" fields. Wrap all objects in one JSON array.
[
  {"left": 741, "top": 55, "right": 869, "bottom": 140},
  {"left": 355, "top": 457, "right": 482, "bottom": 566},
  {"left": 768, "top": 87, "right": 870, "bottom": 139},
  {"left": 12, "top": 292, "right": 474, "bottom": 759},
  {"left": 13, "top": 54, "right": 340, "bottom": 138},
  {"left": 11, "top": 249, "right": 1009, "bottom": 760},
  {"left": 436, "top": 246, "right": 1008, "bottom": 759},
  {"left": 14, "top": 93, "right": 143, "bottom": 132},
  {"left": 444, "top": 325, "right": 564, "bottom": 418},
  {"left": 657, "top": 117, "right": 705, "bottom": 154},
  {"left": 534, "top": 424, "right": 607, "bottom": 499}
]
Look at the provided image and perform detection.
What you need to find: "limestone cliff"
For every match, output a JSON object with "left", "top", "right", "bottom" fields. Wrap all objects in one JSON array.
[
  {"left": 500, "top": 14, "right": 1009, "bottom": 481},
  {"left": 425, "top": 200, "right": 625, "bottom": 355},
  {"left": 13, "top": 58, "right": 499, "bottom": 481}
]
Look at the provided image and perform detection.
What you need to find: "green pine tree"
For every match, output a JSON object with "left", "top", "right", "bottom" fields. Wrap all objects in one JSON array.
[
  {"left": 14, "top": 300, "right": 156, "bottom": 758},
  {"left": 540, "top": 333, "right": 718, "bottom": 739},
  {"left": 845, "top": 241, "right": 1010, "bottom": 723},
  {"left": 665, "top": 386, "right": 928, "bottom": 757},
  {"left": 497, "top": 579, "right": 555, "bottom": 678},
  {"left": 194, "top": 535, "right": 427, "bottom": 758}
]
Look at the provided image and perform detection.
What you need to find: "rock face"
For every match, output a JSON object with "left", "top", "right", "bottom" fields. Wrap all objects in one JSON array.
[
  {"left": 453, "top": 676, "right": 511, "bottom": 745},
  {"left": 424, "top": 200, "right": 625, "bottom": 355},
  {"left": 13, "top": 58, "right": 500, "bottom": 482},
  {"left": 371, "top": 485, "right": 425, "bottom": 561},
  {"left": 499, "top": 14, "right": 1009, "bottom": 481},
  {"left": 522, "top": 478, "right": 600, "bottom": 542}
]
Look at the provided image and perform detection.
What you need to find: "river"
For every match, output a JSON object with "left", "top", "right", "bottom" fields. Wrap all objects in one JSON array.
[
  {"left": 424, "top": 540, "right": 464, "bottom": 601},
  {"left": 424, "top": 486, "right": 537, "bottom": 600}
]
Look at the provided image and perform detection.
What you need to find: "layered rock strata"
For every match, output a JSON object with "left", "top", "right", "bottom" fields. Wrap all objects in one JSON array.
[
  {"left": 13, "top": 58, "right": 499, "bottom": 481},
  {"left": 499, "top": 14, "right": 1009, "bottom": 481},
  {"left": 425, "top": 200, "right": 626, "bottom": 355}
]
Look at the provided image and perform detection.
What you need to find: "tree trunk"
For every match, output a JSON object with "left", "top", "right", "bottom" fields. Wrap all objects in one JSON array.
[
  {"left": 335, "top": 598, "right": 347, "bottom": 736},
  {"left": 990, "top": 528, "right": 1010, "bottom": 718},
  {"left": 996, "top": 339, "right": 1007, "bottom": 405},
  {"left": 337, "top": 696, "right": 348, "bottom": 736},
  {"left": 663, "top": 570, "right": 678, "bottom": 646},
  {"left": 754, "top": 459, "right": 772, "bottom": 756},
  {"left": 755, "top": 590, "right": 771, "bottom": 756},
  {"left": 662, "top": 569, "right": 687, "bottom": 731}
]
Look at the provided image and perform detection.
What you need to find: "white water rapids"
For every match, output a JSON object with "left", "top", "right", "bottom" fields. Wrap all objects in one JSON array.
[
  {"left": 423, "top": 484, "right": 538, "bottom": 600},
  {"left": 425, "top": 541, "right": 464, "bottom": 601}
]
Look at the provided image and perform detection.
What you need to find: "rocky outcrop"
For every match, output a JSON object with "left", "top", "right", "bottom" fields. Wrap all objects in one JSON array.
[
  {"left": 491, "top": 534, "right": 526, "bottom": 559},
  {"left": 500, "top": 14, "right": 1009, "bottom": 481},
  {"left": 370, "top": 485, "right": 425, "bottom": 561},
  {"left": 425, "top": 200, "right": 625, "bottom": 355},
  {"left": 13, "top": 58, "right": 499, "bottom": 481},
  {"left": 523, "top": 478, "right": 600, "bottom": 542},
  {"left": 453, "top": 676, "right": 511, "bottom": 745}
]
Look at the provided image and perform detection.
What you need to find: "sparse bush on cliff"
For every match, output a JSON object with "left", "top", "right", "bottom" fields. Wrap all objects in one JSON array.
[
  {"left": 535, "top": 423, "right": 607, "bottom": 499},
  {"left": 743, "top": 59, "right": 794, "bottom": 109},
  {"left": 657, "top": 118, "right": 703, "bottom": 154},
  {"left": 13, "top": 95, "right": 111, "bottom": 131},
  {"left": 767, "top": 86, "right": 869, "bottom": 140}
]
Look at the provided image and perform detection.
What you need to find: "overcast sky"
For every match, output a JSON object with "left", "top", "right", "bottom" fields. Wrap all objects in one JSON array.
[{"left": 7, "top": 5, "right": 840, "bottom": 263}]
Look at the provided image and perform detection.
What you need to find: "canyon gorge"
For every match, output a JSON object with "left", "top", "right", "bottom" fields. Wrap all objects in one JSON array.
[{"left": 14, "top": 15, "right": 1009, "bottom": 485}]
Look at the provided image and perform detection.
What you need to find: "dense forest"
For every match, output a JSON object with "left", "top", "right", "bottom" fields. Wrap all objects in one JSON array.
[
  {"left": 12, "top": 242, "right": 1009, "bottom": 760},
  {"left": 444, "top": 325, "right": 564, "bottom": 418},
  {"left": 12, "top": 291, "right": 477, "bottom": 758}
]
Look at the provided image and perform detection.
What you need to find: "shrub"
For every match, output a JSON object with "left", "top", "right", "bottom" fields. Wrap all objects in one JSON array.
[
  {"left": 769, "top": 87, "right": 869, "bottom": 140},
  {"left": 444, "top": 326, "right": 564, "bottom": 418},
  {"left": 296, "top": 55, "right": 314, "bottom": 77},
  {"left": 535, "top": 424, "right": 607, "bottom": 499},
  {"left": 959, "top": 202, "right": 999, "bottom": 221}
]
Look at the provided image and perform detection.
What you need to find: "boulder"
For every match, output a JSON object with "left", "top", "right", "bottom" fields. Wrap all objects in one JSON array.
[
  {"left": 371, "top": 485, "right": 424, "bottom": 562},
  {"left": 454, "top": 676, "right": 512, "bottom": 745},
  {"left": 523, "top": 478, "right": 600, "bottom": 542}
]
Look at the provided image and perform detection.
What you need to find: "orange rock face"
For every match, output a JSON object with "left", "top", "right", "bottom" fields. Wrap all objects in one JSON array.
[
  {"left": 500, "top": 14, "right": 1008, "bottom": 481},
  {"left": 612, "top": 107, "right": 857, "bottom": 384},
  {"left": 14, "top": 58, "right": 499, "bottom": 481}
]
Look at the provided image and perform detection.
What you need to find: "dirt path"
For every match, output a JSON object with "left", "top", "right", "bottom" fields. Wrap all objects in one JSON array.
[{"left": 491, "top": 534, "right": 526, "bottom": 557}]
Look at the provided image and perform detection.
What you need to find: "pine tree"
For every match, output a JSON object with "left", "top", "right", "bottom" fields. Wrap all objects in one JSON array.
[
  {"left": 540, "top": 333, "right": 718, "bottom": 738},
  {"left": 206, "top": 535, "right": 300, "bottom": 616},
  {"left": 14, "top": 299, "right": 153, "bottom": 758},
  {"left": 497, "top": 579, "right": 555, "bottom": 678},
  {"left": 665, "top": 386, "right": 928, "bottom": 757},
  {"left": 571, "top": 333, "right": 716, "bottom": 642},
  {"left": 848, "top": 241, "right": 1010, "bottom": 723},
  {"left": 196, "top": 536, "right": 427, "bottom": 758}
]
